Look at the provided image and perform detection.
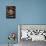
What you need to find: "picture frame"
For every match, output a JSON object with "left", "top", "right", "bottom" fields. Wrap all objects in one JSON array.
[{"left": 6, "top": 6, "right": 16, "bottom": 19}]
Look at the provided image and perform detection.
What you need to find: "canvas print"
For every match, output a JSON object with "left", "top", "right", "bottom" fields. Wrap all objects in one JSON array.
[
  {"left": 18, "top": 24, "right": 46, "bottom": 46},
  {"left": 18, "top": 25, "right": 46, "bottom": 41},
  {"left": 6, "top": 6, "right": 16, "bottom": 18}
]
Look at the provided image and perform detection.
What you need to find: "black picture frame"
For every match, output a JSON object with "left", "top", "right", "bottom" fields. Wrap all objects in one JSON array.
[{"left": 6, "top": 6, "right": 16, "bottom": 19}]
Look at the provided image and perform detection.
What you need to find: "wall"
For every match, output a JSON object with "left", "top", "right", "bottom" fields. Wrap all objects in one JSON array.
[
  {"left": 16, "top": 0, "right": 46, "bottom": 24},
  {"left": 0, "top": 0, "right": 17, "bottom": 44},
  {"left": 0, "top": 0, "right": 46, "bottom": 44}
]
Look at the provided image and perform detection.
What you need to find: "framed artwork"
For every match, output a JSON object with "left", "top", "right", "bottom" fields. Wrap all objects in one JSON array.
[
  {"left": 6, "top": 6, "right": 16, "bottom": 18},
  {"left": 18, "top": 24, "right": 46, "bottom": 41}
]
